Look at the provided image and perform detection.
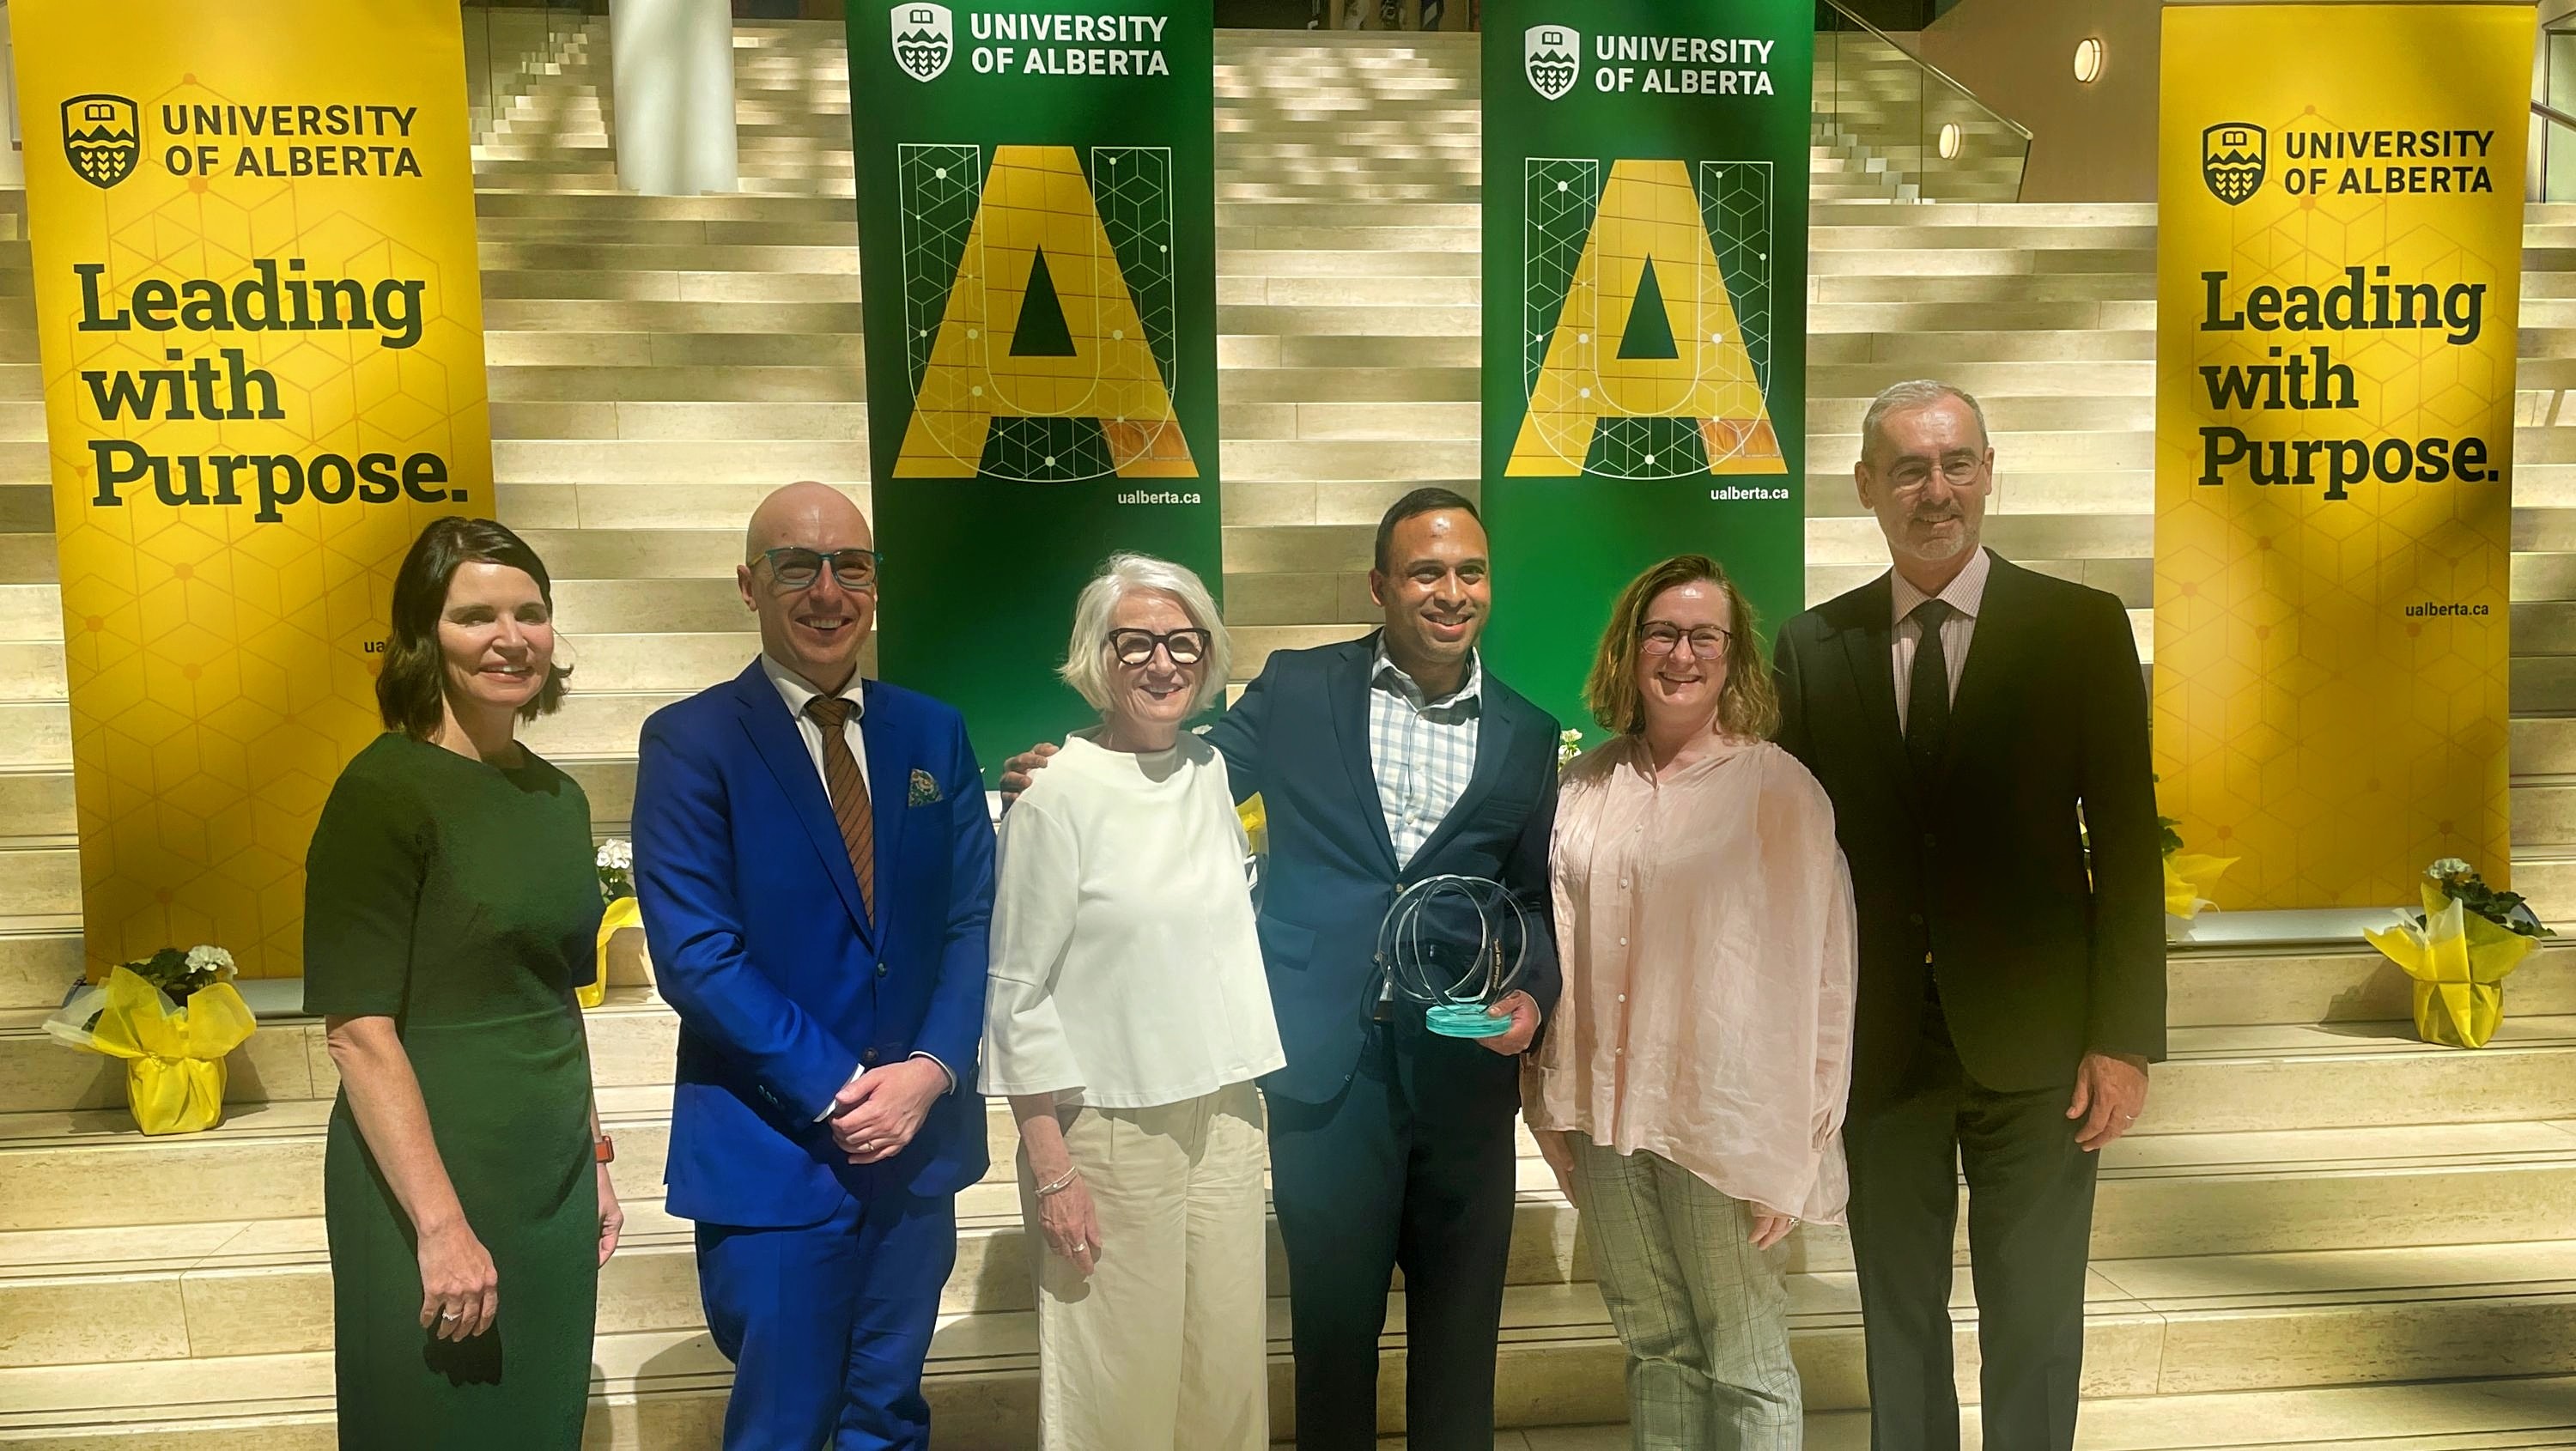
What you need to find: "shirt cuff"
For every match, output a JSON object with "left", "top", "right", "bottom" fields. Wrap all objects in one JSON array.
[
  {"left": 909, "top": 1051, "right": 958, "bottom": 1095},
  {"left": 814, "top": 1062, "right": 865, "bottom": 1122}
]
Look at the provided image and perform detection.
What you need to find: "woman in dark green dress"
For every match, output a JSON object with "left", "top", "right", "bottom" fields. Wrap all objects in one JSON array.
[{"left": 303, "top": 517, "right": 622, "bottom": 1448}]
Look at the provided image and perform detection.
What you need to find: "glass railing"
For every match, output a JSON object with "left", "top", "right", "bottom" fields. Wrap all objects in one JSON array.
[
  {"left": 1814, "top": 0, "right": 2029, "bottom": 203},
  {"left": 2540, "top": 100, "right": 2576, "bottom": 203}
]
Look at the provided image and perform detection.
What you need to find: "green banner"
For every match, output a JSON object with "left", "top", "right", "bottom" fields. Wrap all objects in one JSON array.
[
  {"left": 1479, "top": 1, "right": 1811, "bottom": 736},
  {"left": 851, "top": 2, "right": 1218, "bottom": 777}
]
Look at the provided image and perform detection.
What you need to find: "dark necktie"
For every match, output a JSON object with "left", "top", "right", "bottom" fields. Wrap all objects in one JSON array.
[
  {"left": 804, "top": 695, "right": 876, "bottom": 920},
  {"left": 1905, "top": 598, "right": 1953, "bottom": 781}
]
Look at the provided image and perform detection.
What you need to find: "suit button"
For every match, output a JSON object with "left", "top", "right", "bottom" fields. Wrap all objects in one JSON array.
[
  {"left": 876, "top": 962, "right": 890, "bottom": 978},
  {"left": 861, "top": 1048, "right": 880, "bottom": 1066},
  {"left": 1908, "top": 912, "right": 1925, "bottom": 926}
]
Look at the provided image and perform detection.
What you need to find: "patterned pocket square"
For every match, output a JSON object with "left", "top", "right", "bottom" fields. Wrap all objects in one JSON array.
[{"left": 908, "top": 768, "right": 942, "bottom": 807}]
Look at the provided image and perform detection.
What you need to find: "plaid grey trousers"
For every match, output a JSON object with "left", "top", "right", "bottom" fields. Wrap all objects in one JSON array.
[{"left": 1570, "top": 1135, "right": 1804, "bottom": 1450}]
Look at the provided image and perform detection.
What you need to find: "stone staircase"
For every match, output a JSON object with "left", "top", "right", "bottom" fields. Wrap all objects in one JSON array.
[{"left": 4, "top": 19, "right": 2576, "bottom": 1449}]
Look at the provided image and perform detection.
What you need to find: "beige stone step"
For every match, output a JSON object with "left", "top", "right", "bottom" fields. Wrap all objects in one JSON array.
[
  {"left": 494, "top": 438, "right": 867, "bottom": 487},
  {"left": 1846, "top": 272, "right": 2150, "bottom": 305},
  {"left": 1810, "top": 329, "right": 2154, "bottom": 366},
  {"left": 1220, "top": 247, "right": 1478, "bottom": 278},
  {"left": 1220, "top": 365, "right": 1478, "bottom": 403},
  {"left": 488, "top": 364, "right": 864, "bottom": 403},
  {"left": 485, "top": 331, "right": 861, "bottom": 368},
  {"left": 474, "top": 241, "right": 856, "bottom": 275},
  {"left": 484, "top": 298, "right": 863, "bottom": 333},
  {"left": 1220, "top": 275, "right": 1480, "bottom": 307},
  {"left": 491, "top": 400, "right": 867, "bottom": 443},
  {"left": 6, "top": 1240, "right": 2576, "bottom": 1445},
  {"left": 481, "top": 267, "right": 861, "bottom": 302},
  {"left": 1224, "top": 301, "right": 1474, "bottom": 337},
  {"left": 476, "top": 216, "right": 856, "bottom": 252},
  {"left": 1223, "top": 334, "right": 1477, "bottom": 369}
]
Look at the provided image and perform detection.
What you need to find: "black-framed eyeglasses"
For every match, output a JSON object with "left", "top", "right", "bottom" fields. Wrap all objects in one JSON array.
[
  {"left": 1639, "top": 624, "right": 1731, "bottom": 657},
  {"left": 757, "top": 547, "right": 881, "bottom": 592},
  {"left": 1108, "top": 628, "right": 1211, "bottom": 666}
]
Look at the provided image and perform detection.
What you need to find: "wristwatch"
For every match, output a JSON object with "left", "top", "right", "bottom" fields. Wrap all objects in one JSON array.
[{"left": 593, "top": 1134, "right": 616, "bottom": 1165}]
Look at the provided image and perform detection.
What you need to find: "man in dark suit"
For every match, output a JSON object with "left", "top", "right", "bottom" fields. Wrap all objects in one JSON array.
[
  {"left": 635, "top": 482, "right": 995, "bottom": 1451},
  {"left": 1771, "top": 382, "right": 2164, "bottom": 1451},
  {"left": 1006, "top": 487, "right": 1560, "bottom": 1450}
]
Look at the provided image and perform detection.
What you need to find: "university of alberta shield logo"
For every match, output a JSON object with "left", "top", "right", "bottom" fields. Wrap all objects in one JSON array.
[
  {"left": 63, "top": 94, "right": 139, "bottom": 190},
  {"left": 892, "top": 3, "right": 953, "bottom": 82},
  {"left": 2202, "top": 122, "right": 2265, "bottom": 205},
  {"left": 1524, "top": 25, "right": 1579, "bottom": 101}
]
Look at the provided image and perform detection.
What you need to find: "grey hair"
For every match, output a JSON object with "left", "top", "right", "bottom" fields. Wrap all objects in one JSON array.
[
  {"left": 1058, "top": 552, "right": 1231, "bottom": 718},
  {"left": 1859, "top": 379, "right": 1990, "bottom": 465}
]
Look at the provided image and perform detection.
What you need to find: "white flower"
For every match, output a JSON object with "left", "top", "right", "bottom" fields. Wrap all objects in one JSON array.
[
  {"left": 597, "top": 839, "right": 634, "bottom": 871},
  {"left": 185, "top": 944, "right": 235, "bottom": 979},
  {"left": 2427, "top": 857, "right": 2472, "bottom": 878},
  {"left": 1557, "top": 728, "right": 1585, "bottom": 768}
]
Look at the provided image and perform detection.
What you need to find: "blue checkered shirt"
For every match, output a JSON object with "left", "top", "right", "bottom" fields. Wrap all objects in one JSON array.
[{"left": 1369, "top": 642, "right": 1484, "bottom": 867}]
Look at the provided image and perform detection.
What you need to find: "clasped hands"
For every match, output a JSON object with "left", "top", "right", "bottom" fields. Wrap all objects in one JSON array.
[{"left": 829, "top": 1056, "right": 948, "bottom": 1164}]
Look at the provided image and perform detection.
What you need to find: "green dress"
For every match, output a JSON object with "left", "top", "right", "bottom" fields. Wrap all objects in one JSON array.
[{"left": 303, "top": 732, "right": 603, "bottom": 1449}]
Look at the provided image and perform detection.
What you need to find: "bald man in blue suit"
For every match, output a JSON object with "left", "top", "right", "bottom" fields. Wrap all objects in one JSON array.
[{"left": 635, "top": 483, "right": 995, "bottom": 1451}]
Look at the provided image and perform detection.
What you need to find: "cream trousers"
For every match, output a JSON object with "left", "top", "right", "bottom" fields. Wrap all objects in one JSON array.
[{"left": 1018, "top": 1080, "right": 1270, "bottom": 1451}]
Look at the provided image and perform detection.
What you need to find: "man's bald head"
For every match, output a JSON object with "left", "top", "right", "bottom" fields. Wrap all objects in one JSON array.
[
  {"left": 745, "top": 480, "right": 872, "bottom": 563},
  {"left": 738, "top": 482, "right": 878, "bottom": 693}
]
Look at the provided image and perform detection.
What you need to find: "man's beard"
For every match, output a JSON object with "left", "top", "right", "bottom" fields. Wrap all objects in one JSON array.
[{"left": 1906, "top": 513, "right": 1973, "bottom": 562}]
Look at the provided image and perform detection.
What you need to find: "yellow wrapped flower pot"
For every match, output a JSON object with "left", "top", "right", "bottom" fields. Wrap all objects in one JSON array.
[
  {"left": 86, "top": 966, "right": 257, "bottom": 1134},
  {"left": 2164, "top": 850, "right": 2239, "bottom": 920},
  {"left": 587, "top": 895, "right": 642, "bottom": 1010},
  {"left": 2364, "top": 879, "right": 2538, "bottom": 1049}
]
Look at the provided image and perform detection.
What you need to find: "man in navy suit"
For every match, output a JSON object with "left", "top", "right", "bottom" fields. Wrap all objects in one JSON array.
[
  {"left": 1008, "top": 488, "right": 1561, "bottom": 1450},
  {"left": 635, "top": 481, "right": 995, "bottom": 1451}
]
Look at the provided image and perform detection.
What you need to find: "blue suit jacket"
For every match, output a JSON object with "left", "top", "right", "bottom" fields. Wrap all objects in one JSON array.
[
  {"left": 634, "top": 660, "right": 995, "bottom": 1227},
  {"left": 1205, "top": 633, "right": 1562, "bottom": 1104}
]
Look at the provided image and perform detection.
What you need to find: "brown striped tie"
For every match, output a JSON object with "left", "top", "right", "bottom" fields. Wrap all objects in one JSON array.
[{"left": 803, "top": 695, "right": 875, "bottom": 920}]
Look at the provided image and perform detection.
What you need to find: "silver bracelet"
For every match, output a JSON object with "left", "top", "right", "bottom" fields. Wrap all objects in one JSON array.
[{"left": 1034, "top": 1165, "right": 1079, "bottom": 1198}]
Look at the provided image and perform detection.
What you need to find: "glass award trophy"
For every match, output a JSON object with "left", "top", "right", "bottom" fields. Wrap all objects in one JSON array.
[{"left": 1373, "top": 875, "right": 1534, "bottom": 1038}]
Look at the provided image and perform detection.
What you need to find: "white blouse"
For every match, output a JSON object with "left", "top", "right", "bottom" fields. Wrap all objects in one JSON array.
[{"left": 979, "top": 732, "right": 1285, "bottom": 1108}]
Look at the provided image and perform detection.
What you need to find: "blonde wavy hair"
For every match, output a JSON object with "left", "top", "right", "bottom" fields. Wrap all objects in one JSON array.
[{"left": 1582, "top": 554, "right": 1779, "bottom": 740}]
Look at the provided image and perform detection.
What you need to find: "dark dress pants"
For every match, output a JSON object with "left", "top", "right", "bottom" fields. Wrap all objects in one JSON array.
[
  {"left": 1844, "top": 992, "right": 2100, "bottom": 1451},
  {"left": 1265, "top": 1019, "right": 1521, "bottom": 1451}
]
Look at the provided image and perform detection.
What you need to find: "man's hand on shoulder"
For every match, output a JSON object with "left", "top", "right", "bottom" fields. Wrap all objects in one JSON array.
[{"left": 998, "top": 741, "right": 1059, "bottom": 804}]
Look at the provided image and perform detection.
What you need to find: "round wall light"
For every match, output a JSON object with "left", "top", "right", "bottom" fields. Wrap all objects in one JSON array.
[
  {"left": 1937, "top": 122, "right": 1963, "bottom": 160},
  {"left": 2073, "top": 37, "right": 2105, "bottom": 83}
]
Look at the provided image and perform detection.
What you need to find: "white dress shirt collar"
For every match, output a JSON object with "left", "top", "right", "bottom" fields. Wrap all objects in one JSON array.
[{"left": 760, "top": 653, "right": 865, "bottom": 722}]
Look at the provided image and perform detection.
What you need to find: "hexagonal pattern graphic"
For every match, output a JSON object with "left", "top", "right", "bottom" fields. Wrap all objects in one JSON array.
[
  {"left": 16, "top": 0, "right": 490, "bottom": 977},
  {"left": 2153, "top": 6, "right": 2526, "bottom": 908}
]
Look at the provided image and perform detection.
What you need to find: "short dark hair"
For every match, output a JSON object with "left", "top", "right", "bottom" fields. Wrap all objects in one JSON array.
[
  {"left": 1372, "top": 486, "right": 1481, "bottom": 574},
  {"left": 377, "top": 517, "right": 570, "bottom": 742}
]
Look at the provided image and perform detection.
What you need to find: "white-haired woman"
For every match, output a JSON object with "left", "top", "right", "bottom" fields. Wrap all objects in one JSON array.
[{"left": 981, "top": 552, "right": 1285, "bottom": 1451}]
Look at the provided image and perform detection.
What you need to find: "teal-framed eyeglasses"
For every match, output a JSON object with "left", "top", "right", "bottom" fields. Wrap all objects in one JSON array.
[{"left": 757, "top": 547, "right": 882, "bottom": 592}]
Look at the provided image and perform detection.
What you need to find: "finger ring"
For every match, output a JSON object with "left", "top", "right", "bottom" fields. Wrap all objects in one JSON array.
[{"left": 441, "top": 1310, "right": 460, "bottom": 1320}]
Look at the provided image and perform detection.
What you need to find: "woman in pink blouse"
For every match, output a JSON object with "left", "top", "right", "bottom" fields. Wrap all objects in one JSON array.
[{"left": 1524, "top": 554, "right": 1858, "bottom": 1449}]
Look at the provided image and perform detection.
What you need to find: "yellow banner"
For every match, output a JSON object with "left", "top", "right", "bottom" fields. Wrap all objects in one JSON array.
[
  {"left": 2154, "top": 3, "right": 2529, "bottom": 909},
  {"left": 15, "top": 0, "right": 489, "bottom": 977}
]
